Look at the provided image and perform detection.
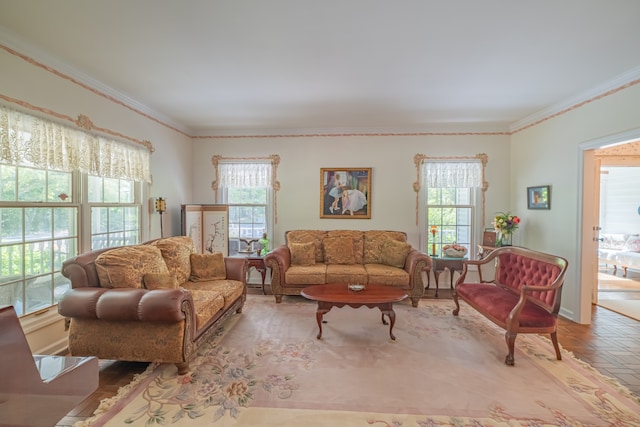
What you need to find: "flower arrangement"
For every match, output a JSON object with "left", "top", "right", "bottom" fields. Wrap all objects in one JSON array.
[{"left": 493, "top": 212, "right": 520, "bottom": 245}]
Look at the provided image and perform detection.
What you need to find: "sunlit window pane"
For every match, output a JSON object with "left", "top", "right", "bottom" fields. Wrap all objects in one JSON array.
[
  {"left": 0, "top": 165, "right": 17, "bottom": 201},
  {"left": 25, "top": 208, "right": 52, "bottom": 242},
  {"left": 48, "top": 170, "right": 72, "bottom": 202}
]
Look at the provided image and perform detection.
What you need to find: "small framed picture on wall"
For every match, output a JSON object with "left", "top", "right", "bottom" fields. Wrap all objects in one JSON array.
[
  {"left": 527, "top": 185, "right": 551, "bottom": 210},
  {"left": 320, "top": 168, "right": 371, "bottom": 218}
]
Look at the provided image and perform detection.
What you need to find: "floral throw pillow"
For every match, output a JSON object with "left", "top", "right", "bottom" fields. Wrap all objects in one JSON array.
[
  {"left": 289, "top": 242, "right": 316, "bottom": 266},
  {"left": 623, "top": 236, "right": 640, "bottom": 252},
  {"left": 143, "top": 272, "right": 180, "bottom": 290},
  {"left": 323, "top": 237, "right": 355, "bottom": 265},
  {"left": 190, "top": 252, "right": 226, "bottom": 281},
  {"left": 379, "top": 238, "right": 411, "bottom": 268},
  {"left": 96, "top": 245, "right": 168, "bottom": 289}
]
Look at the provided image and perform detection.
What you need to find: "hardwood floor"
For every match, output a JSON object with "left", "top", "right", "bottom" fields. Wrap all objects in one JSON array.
[{"left": 56, "top": 285, "right": 640, "bottom": 426}]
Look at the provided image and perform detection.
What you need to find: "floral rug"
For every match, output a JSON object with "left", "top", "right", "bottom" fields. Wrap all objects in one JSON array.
[{"left": 77, "top": 295, "right": 640, "bottom": 426}]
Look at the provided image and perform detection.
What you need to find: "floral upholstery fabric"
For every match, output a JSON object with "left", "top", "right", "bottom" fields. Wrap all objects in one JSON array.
[
  {"left": 96, "top": 245, "right": 168, "bottom": 289},
  {"left": 326, "top": 264, "right": 368, "bottom": 284},
  {"left": 285, "top": 265, "right": 327, "bottom": 285},
  {"left": 190, "top": 252, "right": 226, "bottom": 281},
  {"left": 183, "top": 280, "right": 244, "bottom": 310},
  {"left": 152, "top": 236, "right": 196, "bottom": 284},
  {"left": 323, "top": 236, "right": 355, "bottom": 264},
  {"left": 289, "top": 242, "right": 316, "bottom": 266},
  {"left": 68, "top": 319, "right": 186, "bottom": 364},
  {"left": 365, "top": 263, "right": 410, "bottom": 286},
  {"left": 363, "top": 231, "right": 407, "bottom": 264},
  {"left": 380, "top": 238, "right": 412, "bottom": 268},
  {"left": 187, "top": 290, "right": 225, "bottom": 330},
  {"left": 327, "top": 230, "right": 364, "bottom": 264},
  {"left": 143, "top": 272, "right": 179, "bottom": 290},
  {"left": 286, "top": 230, "right": 327, "bottom": 263}
]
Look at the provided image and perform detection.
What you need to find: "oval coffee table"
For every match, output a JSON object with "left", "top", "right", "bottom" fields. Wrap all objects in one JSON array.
[{"left": 300, "top": 284, "right": 409, "bottom": 340}]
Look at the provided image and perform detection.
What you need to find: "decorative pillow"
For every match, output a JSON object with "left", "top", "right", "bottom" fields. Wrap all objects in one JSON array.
[
  {"left": 190, "top": 252, "right": 226, "bottom": 281},
  {"left": 379, "top": 238, "right": 412, "bottom": 268},
  {"left": 143, "top": 272, "right": 179, "bottom": 290},
  {"left": 623, "top": 236, "right": 640, "bottom": 252},
  {"left": 96, "top": 245, "right": 168, "bottom": 289},
  {"left": 363, "top": 231, "right": 407, "bottom": 264},
  {"left": 289, "top": 242, "right": 316, "bottom": 266},
  {"left": 152, "top": 236, "right": 196, "bottom": 284},
  {"left": 323, "top": 237, "right": 355, "bottom": 265}
]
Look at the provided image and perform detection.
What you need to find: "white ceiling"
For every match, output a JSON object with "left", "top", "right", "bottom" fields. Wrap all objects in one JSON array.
[{"left": 1, "top": 0, "right": 640, "bottom": 137}]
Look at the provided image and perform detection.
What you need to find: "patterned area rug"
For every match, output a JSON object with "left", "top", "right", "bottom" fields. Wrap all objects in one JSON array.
[{"left": 77, "top": 295, "right": 640, "bottom": 426}]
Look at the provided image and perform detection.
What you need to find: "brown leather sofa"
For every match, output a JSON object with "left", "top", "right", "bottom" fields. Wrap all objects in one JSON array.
[
  {"left": 264, "top": 230, "right": 432, "bottom": 307},
  {"left": 58, "top": 236, "right": 247, "bottom": 374}
]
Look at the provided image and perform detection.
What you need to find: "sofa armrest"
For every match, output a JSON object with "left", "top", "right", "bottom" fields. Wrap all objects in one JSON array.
[
  {"left": 58, "top": 287, "right": 193, "bottom": 322},
  {"left": 264, "top": 245, "right": 291, "bottom": 274},
  {"left": 224, "top": 257, "right": 248, "bottom": 283}
]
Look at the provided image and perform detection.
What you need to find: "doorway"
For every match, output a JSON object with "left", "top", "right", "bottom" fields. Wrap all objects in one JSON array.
[{"left": 596, "top": 165, "right": 640, "bottom": 320}]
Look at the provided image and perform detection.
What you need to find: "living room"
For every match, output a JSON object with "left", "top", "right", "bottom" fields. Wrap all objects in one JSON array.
[{"left": 1, "top": 2, "right": 640, "bottom": 425}]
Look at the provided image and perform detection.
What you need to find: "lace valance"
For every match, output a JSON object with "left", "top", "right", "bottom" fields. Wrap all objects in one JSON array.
[{"left": 0, "top": 105, "right": 151, "bottom": 182}]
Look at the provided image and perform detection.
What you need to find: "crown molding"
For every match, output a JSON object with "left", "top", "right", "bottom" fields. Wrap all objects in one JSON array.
[
  {"left": 191, "top": 122, "right": 512, "bottom": 139},
  {"left": 510, "top": 66, "right": 640, "bottom": 133},
  {"left": 0, "top": 25, "right": 193, "bottom": 136}
]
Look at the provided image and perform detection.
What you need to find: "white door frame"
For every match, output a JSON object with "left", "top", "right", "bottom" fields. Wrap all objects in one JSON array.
[{"left": 578, "top": 128, "right": 640, "bottom": 324}]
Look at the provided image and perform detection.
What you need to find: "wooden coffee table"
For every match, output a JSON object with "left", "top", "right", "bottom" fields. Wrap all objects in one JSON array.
[{"left": 300, "top": 284, "right": 409, "bottom": 340}]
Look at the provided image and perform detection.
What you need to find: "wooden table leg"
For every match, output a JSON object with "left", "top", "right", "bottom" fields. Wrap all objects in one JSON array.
[
  {"left": 379, "top": 304, "right": 397, "bottom": 340},
  {"left": 315, "top": 302, "right": 332, "bottom": 339}
]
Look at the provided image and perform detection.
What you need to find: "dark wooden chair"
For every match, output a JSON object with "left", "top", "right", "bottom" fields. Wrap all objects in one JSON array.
[{"left": 0, "top": 305, "right": 99, "bottom": 426}]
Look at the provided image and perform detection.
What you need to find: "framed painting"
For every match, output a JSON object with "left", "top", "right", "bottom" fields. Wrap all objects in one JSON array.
[
  {"left": 527, "top": 185, "right": 551, "bottom": 210},
  {"left": 320, "top": 168, "right": 372, "bottom": 219}
]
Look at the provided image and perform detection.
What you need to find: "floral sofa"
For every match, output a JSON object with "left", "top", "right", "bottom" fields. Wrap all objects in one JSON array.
[
  {"left": 264, "top": 230, "right": 432, "bottom": 307},
  {"left": 58, "top": 236, "right": 247, "bottom": 375},
  {"left": 598, "top": 233, "right": 640, "bottom": 277}
]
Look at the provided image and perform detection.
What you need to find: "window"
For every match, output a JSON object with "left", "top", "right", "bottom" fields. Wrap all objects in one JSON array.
[
  {"left": 416, "top": 155, "right": 487, "bottom": 258},
  {"left": 213, "top": 157, "right": 280, "bottom": 256},
  {"left": 0, "top": 165, "right": 78, "bottom": 315},
  {"left": 87, "top": 175, "right": 140, "bottom": 250},
  {"left": 0, "top": 105, "right": 151, "bottom": 316}
]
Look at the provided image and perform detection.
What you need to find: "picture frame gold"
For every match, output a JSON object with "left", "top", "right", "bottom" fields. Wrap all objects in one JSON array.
[{"left": 320, "top": 168, "right": 371, "bottom": 219}]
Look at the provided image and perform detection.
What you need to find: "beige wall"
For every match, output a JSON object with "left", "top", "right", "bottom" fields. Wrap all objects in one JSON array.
[
  {"left": 511, "top": 84, "right": 640, "bottom": 322},
  {"left": 192, "top": 134, "right": 512, "bottom": 250}
]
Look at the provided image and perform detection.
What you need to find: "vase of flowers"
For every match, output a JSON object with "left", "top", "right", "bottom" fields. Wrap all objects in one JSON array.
[{"left": 493, "top": 212, "right": 521, "bottom": 246}]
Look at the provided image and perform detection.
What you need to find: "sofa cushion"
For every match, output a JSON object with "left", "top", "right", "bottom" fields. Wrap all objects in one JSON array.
[
  {"left": 96, "top": 245, "right": 168, "bottom": 289},
  {"left": 323, "top": 236, "right": 355, "bottom": 264},
  {"left": 183, "top": 279, "right": 244, "bottom": 310},
  {"left": 289, "top": 242, "right": 316, "bottom": 266},
  {"left": 187, "top": 289, "right": 225, "bottom": 330},
  {"left": 380, "top": 238, "right": 411, "bottom": 268},
  {"left": 286, "top": 230, "right": 327, "bottom": 263},
  {"left": 326, "top": 230, "right": 364, "bottom": 264},
  {"left": 152, "top": 236, "right": 196, "bottom": 284},
  {"left": 365, "top": 263, "right": 410, "bottom": 286},
  {"left": 190, "top": 252, "right": 226, "bottom": 281},
  {"left": 143, "top": 272, "right": 179, "bottom": 290},
  {"left": 363, "top": 231, "right": 407, "bottom": 264},
  {"left": 326, "top": 264, "right": 368, "bottom": 284},
  {"left": 285, "top": 264, "right": 327, "bottom": 285}
]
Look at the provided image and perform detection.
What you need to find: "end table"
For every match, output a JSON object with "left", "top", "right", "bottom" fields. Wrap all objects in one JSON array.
[
  {"left": 232, "top": 254, "right": 268, "bottom": 294},
  {"left": 425, "top": 256, "right": 467, "bottom": 297}
]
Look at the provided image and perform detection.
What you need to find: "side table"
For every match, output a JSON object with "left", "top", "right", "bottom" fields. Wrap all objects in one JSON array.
[
  {"left": 232, "top": 254, "right": 269, "bottom": 294},
  {"left": 425, "top": 256, "right": 467, "bottom": 297}
]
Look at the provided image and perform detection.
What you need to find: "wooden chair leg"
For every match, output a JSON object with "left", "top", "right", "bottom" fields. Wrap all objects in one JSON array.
[
  {"left": 452, "top": 293, "right": 460, "bottom": 316},
  {"left": 505, "top": 332, "right": 516, "bottom": 366},
  {"left": 550, "top": 331, "right": 562, "bottom": 360}
]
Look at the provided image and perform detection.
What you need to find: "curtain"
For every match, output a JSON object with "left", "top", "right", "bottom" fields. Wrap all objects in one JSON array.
[
  {"left": 0, "top": 105, "right": 151, "bottom": 182},
  {"left": 422, "top": 161, "right": 483, "bottom": 188},
  {"left": 218, "top": 162, "right": 272, "bottom": 188}
]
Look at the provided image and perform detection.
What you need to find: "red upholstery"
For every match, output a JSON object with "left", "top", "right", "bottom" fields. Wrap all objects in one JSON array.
[{"left": 453, "top": 246, "right": 568, "bottom": 365}]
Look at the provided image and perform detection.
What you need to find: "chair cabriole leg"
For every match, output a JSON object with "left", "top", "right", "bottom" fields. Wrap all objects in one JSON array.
[{"left": 505, "top": 332, "right": 516, "bottom": 366}]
